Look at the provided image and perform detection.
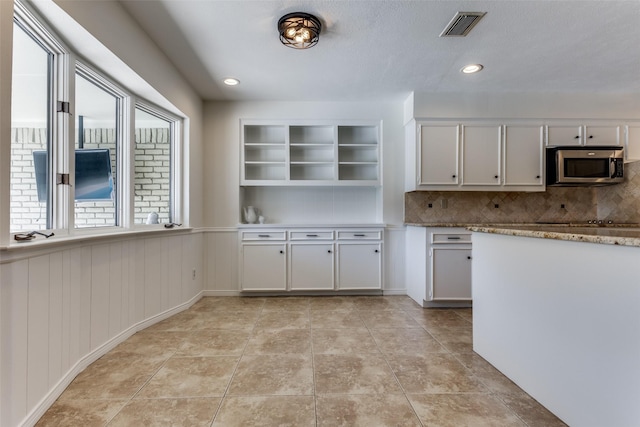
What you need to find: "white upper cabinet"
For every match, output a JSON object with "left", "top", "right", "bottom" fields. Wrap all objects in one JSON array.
[
  {"left": 584, "top": 125, "right": 620, "bottom": 146},
  {"left": 503, "top": 125, "right": 544, "bottom": 187},
  {"left": 417, "top": 124, "right": 459, "bottom": 186},
  {"left": 546, "top": 125, "right": 583, "bottom": 146},
  {"left": 241, "top": 120, "right": 380, "bottom": 186},
  {"left": 547, "top": 124, "right": 621, "bottom": 146},
  {"left": 625, "top": 125, "right": 640, "bottom": 162},
  {"left": 408, "top": 121, "right": 544, "bottom": 192},
  {"left": 461, "top": 125, "right": 502, "bottom": 186}
]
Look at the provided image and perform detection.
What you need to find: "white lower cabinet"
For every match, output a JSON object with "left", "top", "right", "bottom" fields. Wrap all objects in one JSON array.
[
  {"left": 431, "top": 246, "right": 472, "bottom": 300},
  {"left": 240, "top": 243, "right": 287, "bottom": 291},
  {"left": 289, "top": 242, "right": 334, "bottom": 290},
  {"left": 336, "top": 242, "right": 382, "bottom": 290},
  {"left": 239, "top": 227, "right": 383, "bottom": 292},
  {"left": 405, "top": 226, "right": 472, "bottom": 307}
]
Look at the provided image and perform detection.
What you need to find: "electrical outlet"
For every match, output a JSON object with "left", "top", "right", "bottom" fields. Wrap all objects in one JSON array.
[{"left": 192, "top": 269, "right": 196, "bottom": 280}]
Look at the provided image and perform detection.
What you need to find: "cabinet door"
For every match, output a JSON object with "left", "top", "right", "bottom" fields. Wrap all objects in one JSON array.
[
  {"left": 290, "top": 243, "right": 334, "bottom": 290},
  {"left": 547, "top": 125, "right": 582, "bottom": 146},
  {"left": 336, "top": 243, "right": 382, "bottom": 290},
  {"left": 583, "top": 125, "right": 620, "bottom": 146},
  {"left": 431, "top": 247, "right": 472, "bottom": 301},
  {"left": 461, "top": 125, "right": 501, "bottom": 186},
  {"left": 418, "top": 124, "right": 459, "bottom": 185},
  {"left": 625, "top": 125, "right": 640, "bottom": 162},
  {"left": 240, "top": 243, "right": 287, "bottom": 291},
  {"left": 503, "top": 126, "right": 544, "bottom": 186}
]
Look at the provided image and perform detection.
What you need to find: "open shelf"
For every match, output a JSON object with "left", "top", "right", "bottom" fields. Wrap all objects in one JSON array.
[
  {"left": 290, "top": 162, "right": 335, "bottom": 180},
  {"left": 338, "top": 145, "right": 378, "bottom": 163},
  {"left": 244, "top": 125, "right": 286, "bottom": 144},
  {"left": 338, "top": 163, "right": 379, "bottom": 181},
  {"left": 245, "top": 144, "right": 286, "bottom": 162},
  {"left": 290, "top": 125, "right": 334, "bottom": 144},
  {"left": 244, "top": 163, "right": 286, "bottom": 181},
  {"left": 338, "top": 125, "right": 378, "bottom": 145}
]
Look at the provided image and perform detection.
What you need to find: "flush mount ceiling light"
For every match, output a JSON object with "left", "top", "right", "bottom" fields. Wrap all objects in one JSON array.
[
  {"left": 278, "top": 12, "right": 321, "bottom": 49},
  {"left": 461, "top": 64, "right": 484, "bottom": 74},
  {"left": 223, "top": 77, "right": 240, "bottom": 86}
]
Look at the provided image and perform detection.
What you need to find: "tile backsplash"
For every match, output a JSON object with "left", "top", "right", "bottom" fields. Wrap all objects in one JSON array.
[{"left": 405, "top": 161, "right": 640, "bottom": 225}]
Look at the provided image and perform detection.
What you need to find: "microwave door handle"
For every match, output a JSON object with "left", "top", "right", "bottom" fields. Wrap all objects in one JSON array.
[{"left": 610, "top": 158, "right": 617, "bottom": 178}]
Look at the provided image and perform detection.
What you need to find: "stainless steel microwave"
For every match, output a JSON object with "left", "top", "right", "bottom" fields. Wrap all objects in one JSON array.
[{"left": 546, "top": 146, "right": 624, "bottom": 186}]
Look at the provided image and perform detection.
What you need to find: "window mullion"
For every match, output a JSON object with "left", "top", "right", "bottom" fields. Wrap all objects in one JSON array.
[
  {"left": 120, "top": 96, "right": 134, "bottom": 229},
  {"left": 56, "top": 51, "right": 74, "bottom": 233}
]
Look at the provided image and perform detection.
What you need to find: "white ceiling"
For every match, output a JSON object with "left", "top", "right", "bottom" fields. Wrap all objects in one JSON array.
[{"left": 120, "top": 0, "right": 640, "bottom": 102}]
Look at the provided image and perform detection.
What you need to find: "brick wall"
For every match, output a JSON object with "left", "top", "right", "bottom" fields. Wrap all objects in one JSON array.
[{"left": 10, "top": 127, "right": 170, "bottom": 231}]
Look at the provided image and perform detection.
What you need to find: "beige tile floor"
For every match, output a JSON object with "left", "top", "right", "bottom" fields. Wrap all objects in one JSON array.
[{"left": 36, "top": 296, "right": 566, "bottom": 427}]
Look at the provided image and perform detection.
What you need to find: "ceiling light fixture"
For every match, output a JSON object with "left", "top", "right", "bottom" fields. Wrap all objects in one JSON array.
[
  {"left": 223, "top": 77, "right": 240, "bottom": 86},
  {"left": 278, "top": 12, "right": 321, "bottom": 49},
  {"left": 461, "top": 64, "right": 483, "bottom": 74}
]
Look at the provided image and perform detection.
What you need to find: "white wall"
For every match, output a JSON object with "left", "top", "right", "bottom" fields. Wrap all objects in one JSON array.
[{"left": 408, "top": 92, "right": 640, "bottom": 121}]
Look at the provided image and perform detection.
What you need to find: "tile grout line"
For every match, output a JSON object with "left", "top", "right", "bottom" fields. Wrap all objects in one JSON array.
[{"left": 208, "top": 300, "right": 266, "bottom": 426}]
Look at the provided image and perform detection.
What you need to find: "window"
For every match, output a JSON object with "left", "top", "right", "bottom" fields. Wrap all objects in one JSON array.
[
  {"left": 10, "top": 19, "right": 53, "bottom": 232},
  {"left": 8, "top": 1, "right": 184, "bottom": 241},
  {"left": 74, "top": 69, "right": 122, "bottom": 228},
  {"left": 134, "top": 106, "right": 175, "bottom": 225}
]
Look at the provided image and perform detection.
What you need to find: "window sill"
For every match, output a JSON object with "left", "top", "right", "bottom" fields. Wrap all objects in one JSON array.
[{"left": 1, "top": 226, "right": 194, "bottom": 254}]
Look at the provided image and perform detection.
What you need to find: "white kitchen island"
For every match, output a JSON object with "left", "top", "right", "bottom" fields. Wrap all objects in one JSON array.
[{"left": 470, "top": 226, "right": 640, "bottom": 427}]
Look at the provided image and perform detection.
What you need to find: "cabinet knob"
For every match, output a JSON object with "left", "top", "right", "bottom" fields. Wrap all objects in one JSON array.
[
  {"left": 374, "top": 249, "right": 379, "bottom": 253},
  {"left": 452, "top": 174, "right": 456, "bottom": 178},
  {"left": 279, "top": 250, "right": 284, "bottom": 254},
  {"left": 327, "top": 250, "right": 332, "bottom": 254},
  {"left": 494, "top": 175, "right": 499, "bottom": 179},
  {"left": 589, "top": 135, "right": 594, "bottom": 139},
  {"left": 536, "top": 175, "right": 540, "bottom": 179},
  {"left": 574, "top": 135, "right": 580, "bottom": 139},
  {"left": 467, "top": 256, "right": 472, "bottom": 260}
]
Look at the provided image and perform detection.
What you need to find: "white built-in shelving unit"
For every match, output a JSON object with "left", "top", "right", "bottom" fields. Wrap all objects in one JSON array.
[{"left": 241, "top": 120, "right": 380, "bottom": 186}]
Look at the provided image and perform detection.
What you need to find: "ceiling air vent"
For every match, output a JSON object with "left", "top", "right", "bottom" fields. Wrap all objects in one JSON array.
[{"left": 440, "top": 12, "right": 486, "bottom": 37}]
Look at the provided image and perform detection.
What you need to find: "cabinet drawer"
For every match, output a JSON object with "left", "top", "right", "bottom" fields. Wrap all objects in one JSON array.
[
  {"left": 241, "top": 231, "right": 287, "bottom": 241},
  {"left": 336, "top": 230, "right": 382, "bottom": 240},
  {"left": 289, "top": 231, "right": 334, "bottom": 240},
  {"left": 431, "top": 233, "right": 471, "bottom": 244}
]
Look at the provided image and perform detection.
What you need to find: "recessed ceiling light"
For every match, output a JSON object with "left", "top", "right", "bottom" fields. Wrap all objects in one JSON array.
[
  {"left": 223, "top": 78, "right": 240, "bottom": 86},
  {"left": 461, "top": 64, "right": 483, "bottom": 74}
]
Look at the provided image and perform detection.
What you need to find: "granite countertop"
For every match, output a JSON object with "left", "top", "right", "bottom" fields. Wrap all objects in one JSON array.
[{"left": 467, "top": 224, "right": 640, "bottom": 247}]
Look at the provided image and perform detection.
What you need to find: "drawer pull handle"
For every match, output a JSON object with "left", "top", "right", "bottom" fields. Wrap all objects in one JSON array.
[
  {"left": 258, "top": 234, "right": 271, "bottom": 238},
  {"left": 306, "top": 234, "right": 318, "bottom": 237},
  {"left": 354, "top": 234, "right": 366, "bottom": 237},
  {"left": 447, "top": 236, "right": 461, "bottom": 240}
]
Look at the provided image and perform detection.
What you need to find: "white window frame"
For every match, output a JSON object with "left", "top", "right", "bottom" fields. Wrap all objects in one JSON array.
[
  {"left": 72, "top": 62, "right": 129, "bottom": 232},
  {"left": 11, "top": 0, "right": 70, "bottom": 238},
  {"left": 132, "top": 101, "right": 183, "bottom": 228}
]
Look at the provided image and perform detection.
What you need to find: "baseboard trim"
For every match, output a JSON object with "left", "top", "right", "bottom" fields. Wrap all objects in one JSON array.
[{"left": 382, "top": 289, "right": 408, "bottom": 296}]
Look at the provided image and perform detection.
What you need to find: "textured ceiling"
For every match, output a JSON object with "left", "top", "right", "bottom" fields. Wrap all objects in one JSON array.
[{"left": 119, "top": 0, "right": 640, "bottom": 102}]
